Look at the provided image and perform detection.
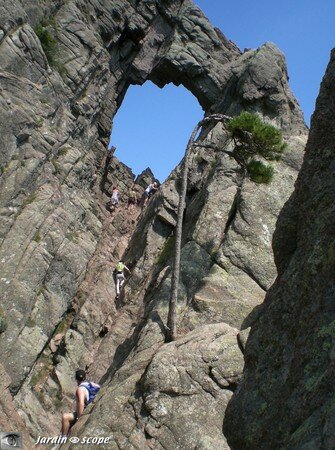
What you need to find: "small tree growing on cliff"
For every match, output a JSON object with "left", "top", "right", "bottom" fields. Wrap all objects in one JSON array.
[{"left": 166, "top": 111, "right": 286, "bottom": 342}]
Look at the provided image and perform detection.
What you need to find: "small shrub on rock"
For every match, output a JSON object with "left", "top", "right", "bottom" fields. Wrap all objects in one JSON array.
[
  {"left": 227, "top": 111, "right": 287, "bottom": 162},
  {"left": 247, "top": 160, "right": 274, "bottom": 184},
  {"left": 34, "top": 17, "right": 65, "bottom": 77},
  {"left": 33, "top": 232, "right": 42, "bottom": 243},
  {"left": 228, "top": 111, "right": 259, "bottom": 134},
  {"left": 34, "top": 24, "right": 58, "bottom": 66}
]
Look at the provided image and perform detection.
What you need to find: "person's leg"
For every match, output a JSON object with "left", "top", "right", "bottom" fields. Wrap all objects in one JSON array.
[
  {"left": 61, "top": 412, "right": 75, "bottom": 436},
  {"left": 143, "top": 193, "right": 148, "bottom": 207},
  {"left": 116, "top": 276, "right": 121, "bottom": 296}
]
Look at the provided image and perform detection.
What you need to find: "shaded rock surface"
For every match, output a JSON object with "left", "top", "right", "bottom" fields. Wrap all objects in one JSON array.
[
  {"left": 0, "top": 0, "right": 308, "bottom": 448},
  {"left": 64, "top": 323, "right": 242, "bottom": 450},
  {"left": 224, "top": 50, "right": 335, "bottom": 450}
]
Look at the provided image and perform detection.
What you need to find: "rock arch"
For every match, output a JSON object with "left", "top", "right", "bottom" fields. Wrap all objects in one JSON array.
[{"left": 0, "top": 0, "right": 308, "bottom": 444}]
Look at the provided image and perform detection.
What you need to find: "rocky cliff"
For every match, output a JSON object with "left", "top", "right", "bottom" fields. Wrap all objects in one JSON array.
[
  {"left": 0, "top": 0, "right": 308, "bottom": 448},
  {"left": 224, "top": 50, "right": 335, "bottom": 450}
]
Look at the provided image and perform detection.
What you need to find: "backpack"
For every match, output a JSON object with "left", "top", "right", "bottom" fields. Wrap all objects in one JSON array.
[{"left": 80, "top": 382, "right": 100, "bottom": 405}]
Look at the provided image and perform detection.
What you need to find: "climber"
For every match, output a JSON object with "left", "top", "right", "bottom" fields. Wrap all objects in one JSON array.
[
  {"left": 114, "top": 260, "right": 130, "bottom": 299},
  {"left": 61, "top": 369, "right": 100, "bottom": 437},
  {"left": 109, "top": 186, "right": 119, "bottom": 211},
  {"left": 127, "top": 185, "right": 137, "bottom": 211},
  {"left": 142, "top": 182, "right": 158, "bottom": 207}
]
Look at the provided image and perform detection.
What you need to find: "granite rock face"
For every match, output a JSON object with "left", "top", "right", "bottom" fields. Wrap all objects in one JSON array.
[
  {"left": 0, "top": 0, "right": 308, "bottom": 447},
  {"left": 224, "top": 50, "right": 335, "bottom": 450},
  {"left": 64, "top": 324, "right": 242, "bottom": 450}
]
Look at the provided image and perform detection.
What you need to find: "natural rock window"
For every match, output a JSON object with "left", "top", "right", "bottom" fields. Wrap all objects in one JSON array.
[{"left": 110, "top": 81, "right": 203, "bottom": 182}]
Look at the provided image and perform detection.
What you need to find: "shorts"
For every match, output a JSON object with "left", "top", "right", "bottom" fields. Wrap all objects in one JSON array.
[{"left": 70, "top": 412, "right": 78, "bottom": 426}]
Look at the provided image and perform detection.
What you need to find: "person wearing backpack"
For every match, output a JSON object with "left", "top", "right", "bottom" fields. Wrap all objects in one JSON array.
[
  {"left": 61, "top": 369, "right": 100, "bottom": 437},
  {"left": 114, "top": 260, "right": 130, "bottom": 299},
  {"left": 127, "top": 185, "right": 137, "bottom": 212}
]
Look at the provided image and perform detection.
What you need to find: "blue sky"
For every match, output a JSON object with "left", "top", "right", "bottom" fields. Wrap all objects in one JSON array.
[
  {"left": 111, "top": 0, "right": 334, "bottom": 181},
  {"left": 195, "top": 0, "right": 333, "bottom": 124},
  {"left": 111, "top": 82, "right": 203, "bottom": 182}
]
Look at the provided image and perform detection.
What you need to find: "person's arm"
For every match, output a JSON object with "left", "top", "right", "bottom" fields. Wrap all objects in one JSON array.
[
  {"left": 76, "top": 387, "right": 87, "bottom": 418},
  {"left": 124, "top": 265, "right": 131, "bottom": 274}
]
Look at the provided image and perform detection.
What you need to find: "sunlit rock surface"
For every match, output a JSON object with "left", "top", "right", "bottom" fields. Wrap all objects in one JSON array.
[
  {"left": 224, "top": 49, "right": 335, "bottom": 450},
  {"left": 0, "top": 0, "right": 308, "bottom": 447}
]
